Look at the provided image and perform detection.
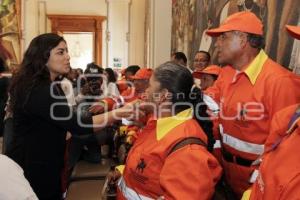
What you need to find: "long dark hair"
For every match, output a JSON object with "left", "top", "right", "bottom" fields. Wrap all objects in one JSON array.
[
  {"left": 0, "top": 57, "right": 7, "bottom": 73},
  {"left": 9, "top": 33, "right": 65, "bottom": 111},
  {"left": 154, "top": 61, "right": 214, "bottom": 151},
  {"left": 105, "top": 68, "right": 117, "bottom": 83}
]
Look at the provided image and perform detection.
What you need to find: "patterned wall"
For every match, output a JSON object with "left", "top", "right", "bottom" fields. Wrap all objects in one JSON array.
[
  {"left": 171, "top": 0, "right": 300, "bottom": 71},
  {"left": 0, "top": 0, "right": 21, "bottom": 67}
]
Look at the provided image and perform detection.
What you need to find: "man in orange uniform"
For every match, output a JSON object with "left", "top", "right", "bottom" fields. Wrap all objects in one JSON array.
[
  {"left": 205, "top": 11, "right": 300, "bottom": 198},
  {"left": 121, "top": 68, "right": 153, "bottom": 103},
  {"left": 192, "top": 51, "right": 211, "bottom": 71},
  {"left": 193, "top": 65, "right": 221, "bottom": 90},
  {"left": 117, "top": 65, "right": 141, "bottom": 94},
  {"left": 243, "top": 25, "right": 300, "bottom": 200}
]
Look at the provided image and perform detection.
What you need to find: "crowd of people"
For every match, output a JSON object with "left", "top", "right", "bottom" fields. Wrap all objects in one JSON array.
[{"left": 0, "top": 11, "right": 300, "bottom": 200}]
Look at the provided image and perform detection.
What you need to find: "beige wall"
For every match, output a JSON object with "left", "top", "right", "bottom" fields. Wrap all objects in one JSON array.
[
  {"left": 46, "top": 0, "right": 106, "bottom": 15},
  {"left": 148, "top": 0, "right": 172, "bottom": 68},
  {"left": 155, "top": 0, "right": 172, "bottom": 67},
  {"left": 23, "top": 0, "right": 107, "bottom": 47},
  {"left": 22, "top": 0, "right": 173, "bottom": 69},
  {"left": 22, "top": 0, "right": 107, "bottom": 67},
  {"left": 107, "top": 0, "right": 130, "bottom": 68},
  {"left": 22, "top": 0, "right": 146, "bottom": 68},
  {"left": 129, "top": 0, "right": 146, "bottom": 67}
]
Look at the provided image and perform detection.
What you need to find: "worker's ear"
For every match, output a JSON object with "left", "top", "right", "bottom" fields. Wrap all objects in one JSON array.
[{"left": 240, "top": 32, "right": 248, "bottom": 49}]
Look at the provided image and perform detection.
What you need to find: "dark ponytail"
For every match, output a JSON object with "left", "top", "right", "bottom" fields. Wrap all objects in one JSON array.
[
  {"left": 154, "top": 61, "right": 214, "bottom": 152},
  {"left": 189, "top": 86, "right": 214, "bottom": 152}
]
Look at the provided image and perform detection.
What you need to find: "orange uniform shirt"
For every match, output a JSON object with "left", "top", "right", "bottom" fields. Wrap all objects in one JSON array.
[
  {"left": 206, "top": 50, "right": 300, "bottom": 196},
  {"left": 118, "top": 109, "right": 222, "bottom": 200},
  {"left": 117, "top": 79, "right": 129, "bottom": 94},
  {"left": 121, "top": 87, "right": 141, "bottom": 103},
  {"left": 250, "top": 104, "right": 300, "bottom": 199}
]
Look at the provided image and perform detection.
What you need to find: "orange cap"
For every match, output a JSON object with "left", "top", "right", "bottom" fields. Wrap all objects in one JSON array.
[
  {"left": 193, "top": 65, "right": 221, "bottom": 79},
  {"left": 206, "top": 11, "right": 263, "bottom": 37},
  {"left": 130, "top": 68, "right": 153, "bottom": 80},
  {"left": 286, "top": 25, "right": 300, "bottom": 40}
]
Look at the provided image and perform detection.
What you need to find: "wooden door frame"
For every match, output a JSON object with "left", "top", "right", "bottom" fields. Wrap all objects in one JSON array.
[{"left": 47, "top": 14, "right": 106, "bottom": 65}]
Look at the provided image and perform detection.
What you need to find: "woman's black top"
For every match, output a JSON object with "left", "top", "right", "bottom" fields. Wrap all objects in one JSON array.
[{"left": 6, "top": 81, "right": 94, "bottom": 199}]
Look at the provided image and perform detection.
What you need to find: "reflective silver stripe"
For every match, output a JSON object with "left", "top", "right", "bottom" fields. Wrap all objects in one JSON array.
[
  {"left": 219, "top": 125, "right": 264, "bottom": 155},
  {"left": 118, "top": 177, "right": 154, "bottom": 200},
  {"left": 203, "top": 94, "right": 219, "bottom": 114},
  {"left": 213, "top": 140, "right": 221, "bottom": 149},
  {"left": 249, "top": 169, "right": 259, "bottom": 183}
]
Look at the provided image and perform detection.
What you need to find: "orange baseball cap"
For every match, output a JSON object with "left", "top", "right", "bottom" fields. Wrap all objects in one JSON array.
[
  {"left": 286, "top": 25, "right": 300, "bottom": 40},
  {"left": 130, "top": 68, "right": 153, "bottom": 80},
  {"left": 206, "top": 11, "right": 263, "bottom": 37},
  {"left": 193, "top": 65, "right": 221, "bottom": 79}
]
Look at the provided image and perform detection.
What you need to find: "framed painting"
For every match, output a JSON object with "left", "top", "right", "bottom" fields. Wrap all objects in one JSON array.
[{"left": 0, "top": 0, "right": 21, "bottom": 67}]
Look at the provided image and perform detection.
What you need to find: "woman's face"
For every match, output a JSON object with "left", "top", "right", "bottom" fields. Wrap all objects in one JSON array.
[
  {"left": 144, "top": 75, "right": 171, "bottom": 116},
  {"left": 104, "top": 71, "right": 109, "bottom": 80},
  {"left": 46, "top": 41, "right": 70, "bottom": 80},
  {"left": 144, "top": 75, "right": 171, "bottom": 105}
]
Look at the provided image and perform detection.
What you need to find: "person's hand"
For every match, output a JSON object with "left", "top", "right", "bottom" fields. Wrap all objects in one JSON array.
[
  {"left": 139, "top": 101, "right": 154, "bottom": 114},
  {"left": 89, "top": 102, "right": 106, "bottom": 114},
  {"left": 115, "top": 100, "right": 146, "bottom": 120},
  {"left": 114, "top": 102, "right": 136, "bottom": 119}
]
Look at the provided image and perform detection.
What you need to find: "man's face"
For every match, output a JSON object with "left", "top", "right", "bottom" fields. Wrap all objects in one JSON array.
[
  {"left": 88, "top": 77, "right": 103, "bottom": 96},
  {"left": 193, "top": 52, "right": 209, "bottom": 71},
  {"left": 125, "top": 71, "right": 134, "bottom": 81},
  {"left": 215, "top": 31, "right": 244, "bottom": 66}
]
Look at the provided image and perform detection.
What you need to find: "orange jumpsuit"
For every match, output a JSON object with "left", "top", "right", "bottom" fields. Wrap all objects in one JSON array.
[
  {"left": 117, "top": 109, "right": 222, "bottom": 200},
  {"left": 121, "top": 87, "right": 141, "bottom": 103},
  {"left": 249, "top": 104, "right": 300, "bottom": 199},
  {"left": 206, "top": 50, "right": 300, "bottom": 197},
  {"left": 117, "top": 79, "right": 129, "bottom": 94}
]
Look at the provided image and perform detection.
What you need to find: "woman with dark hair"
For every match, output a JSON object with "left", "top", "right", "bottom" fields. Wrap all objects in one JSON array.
[
  {"left": 6, "top": 33, "right": 136, "bottom": 200},
  {"left": 0, "top": 58, "right": 9, "bottom": 136},
  {"left": 104, "top": 67, "right": 120, "bottom": 97},
  {"left": 111, "top": 62, "right": 222, "bottom": 199}
]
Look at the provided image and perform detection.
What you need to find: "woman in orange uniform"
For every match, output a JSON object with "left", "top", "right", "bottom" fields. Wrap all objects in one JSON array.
[
  {"left": 243, "top": 25, "right": 300, "bottom": 200},
  {"left": 113, "top": 62, "right": 222, "bottom": 200}
]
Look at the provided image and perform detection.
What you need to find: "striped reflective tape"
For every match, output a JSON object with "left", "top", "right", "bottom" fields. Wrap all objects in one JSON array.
[{"left": 219, "top": 124, "right": 264, "bottom": 155}]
